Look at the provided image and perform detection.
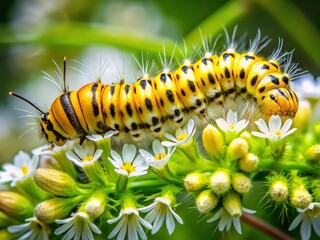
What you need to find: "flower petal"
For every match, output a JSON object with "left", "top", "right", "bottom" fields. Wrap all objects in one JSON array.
[{"left": 289, "top": 213, "right": 304, "bottom": 231}]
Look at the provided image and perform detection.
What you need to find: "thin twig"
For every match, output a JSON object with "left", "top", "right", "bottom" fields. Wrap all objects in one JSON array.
[{"left": 241, "top": 213, "right": 294, "bottom": 240}]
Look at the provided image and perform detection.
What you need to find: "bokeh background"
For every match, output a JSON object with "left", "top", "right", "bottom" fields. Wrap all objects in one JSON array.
[{"left": 0, "top": 0, "right": 320, "bottom": 239}]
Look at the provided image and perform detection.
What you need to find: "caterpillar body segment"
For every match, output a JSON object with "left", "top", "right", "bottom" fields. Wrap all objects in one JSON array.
[
  {"left": 152, "top": 71, "right": 184, "bottom": 124},
  {"left": 12, "top": 29, "right": 301, "bottom": 146}
]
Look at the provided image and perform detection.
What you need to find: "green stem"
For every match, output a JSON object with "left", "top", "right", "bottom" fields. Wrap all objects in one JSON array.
[
  {"left": 260, "top": 159, "right": 317, "bottom": 175},
  {"left": 183, "top": 0, "right": 249, "bottom": 47},
  {"left": 128, "top": 179, "right": 166, "bottom": 189},
  {"left": 256, "top": 0, "right": 320, "bottom": 69},
  {"left": 0, "top": 22, "right": 176, "bottom": 56}
]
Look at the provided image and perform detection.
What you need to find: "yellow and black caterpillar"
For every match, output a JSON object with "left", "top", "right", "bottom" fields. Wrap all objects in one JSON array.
[{"left": 10, "top": 30, "right": 300, "bottom": 146}]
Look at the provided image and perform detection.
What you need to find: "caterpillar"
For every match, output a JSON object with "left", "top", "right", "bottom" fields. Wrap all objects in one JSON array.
[{"left": 10, "top": 28, "right": 301, "bottom": 146}]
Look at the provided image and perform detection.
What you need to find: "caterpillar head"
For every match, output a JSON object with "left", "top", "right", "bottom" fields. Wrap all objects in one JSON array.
[{"left": 40, "top": 112, "right": 67, "bottom": 146}]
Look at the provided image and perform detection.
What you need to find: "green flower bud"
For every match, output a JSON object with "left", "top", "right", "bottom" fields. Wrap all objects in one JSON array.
[
  {"left": 0, "top": 191, "right": 33, "bottom": 222},
  {"left": 232, "top": 173, "right": 252, "bottom": 194},
  {"left": 0, "top": 229, "right": 15, "bottom": 240},
  {"left": 269, "top": 180, "right": 288, "bottom": 202},
  {"left": 227, "top": 138, "right": 248, "bottom": 160},
  {"left": 34, "top": 168, "right": 84, "bottom": 197},
  {"left": 239, "top": 131, "right": 251, "bottom": 143},
  {"left": 239, "top": 153, "right": 259, "bottom": 172},
  {"left": 202, "top": 125, "right": 224, "bottom": 156},
  {"left": 314, "top": 122, "right": 320, "bottom": 140},
  {"left": 293, "top": 100, "right": 311, "bottom": 131},
  {"left": 0, "top": 211, "right": 17, "bottom": 228},
  {"left": 305, "top": 145, "right": 320, "bottom": 166},
  {"left": 290, "top": 187, "right": 312, "bottom": 209},
  {"left": 84, "top": 190, "right": 106, "bottom": 218},
  {"left": 222, "top": 192, "right": 242, "bottom": 217},
  {"left": 184, "top": 172, "right": 207, "bottom": 192},
  {"left": 210, "top": 169, "right": 230, "bottom": 194},
  {"left": 196, "top": 190, "right": 218, "bottom": 214},
  {"left": 35, "top": 197, "right": 82, "bottom": 223}
]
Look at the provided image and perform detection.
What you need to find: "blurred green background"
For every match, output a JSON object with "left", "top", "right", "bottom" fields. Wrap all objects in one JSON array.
[{"left": 0, "top": 0, "right": 320, "bottom": 238}]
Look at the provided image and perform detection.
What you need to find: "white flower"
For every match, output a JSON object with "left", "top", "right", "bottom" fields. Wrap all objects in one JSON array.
[
  {"left": 86, "top": 130, "right": 119, "bottom": 142},
  {"left": 32, "top": 141, "right": 75, "bottom": 156},
  {"left": 139, "top": 140, "right": 175, "bottom": 169},
  {"left": 107, "top": 207, "right": 152, "bottom": 240},
  {"left": 161, "top": 119, "right": 196, "bottom": 147},
  {"left": 216, "top": 110, "right": 248, "bottom": 132},
  {"left": 66, "top": 141, "right": 103, "bottom": 167},
  {"left": 55, "top": 212, "right": 101, "bottom": 240},
  {"left": 207, "top": 207, "right": 256, "bottom": 234},
  {"left": 0, "top": 151, "right": 39, "bottom": 187},
  {"left": 289, "top": 202, "right": 320, "bottom": 240},
  {"left": 139, "top": 197, "right": 183, "bottom": 235},
  {"left": 251, "top": 115, "right": 297, "bottom": 140},
  {"left": 291, "top": 74, "right": 320, "bottom": 99},
  {"left": 108, "top": 144, "right": 148, "bottom": 178},
  {"left": 8, "top": 217, "right": 50, "bottom": 240}
]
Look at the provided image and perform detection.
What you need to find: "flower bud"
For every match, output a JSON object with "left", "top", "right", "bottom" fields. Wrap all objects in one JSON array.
[
  {"left": 84, "top": 190, "right": 106, "bottom": 218},
  {"left": 239, "top": 153, "right": 259, "bottom": 172},
  {"left": 269, "top": 180, "right": 288, "bottom": 202},
  {"left": 314, "top": 122, "right": 320, "bottom": 141},
  {"left": 0, "top": 211, "right": 16, "bottom": 228},
  {"left": 34, "top": 168, "right": 83, "bottom": 197},
  {"left": 222, "top": 192, "right": 242, "bottom": 217},
  {"left": 196, "top": 190, "right": 218, "bottom": 213},
  {"left": 232, "top": 173, "right": 252, "bottom": 194},
  {"left": 290, "top": 187, "right": 312, "bottom": 209},
  {"left": 239, "top": 131, "right": 251, "bottom": 143},
  {"left": 227, "top": 138, "right": 248, "bottom": 160},
  {"left": 210, "top": 169, "right": 230, "bottom": 194},
  {"left": 35, "top": 197, "right": 81, "bottom": 223},
  {"left": 305, "top": 145, "right": 320, "bottom": 166},
  {"left": 202, "top": 125, "right": 224, "bottom": 156},
  {"left": 0, "top": 191, "right": 33, "bottom": 222},
  {"left": 184, "top": 172, "right": 207, "bottom": 192},
  {"left": 0, "top": 229, "right": 15, "bottom": 240},
  {"left": 293, "top": 100, "right": 311, "bottom": 131}
]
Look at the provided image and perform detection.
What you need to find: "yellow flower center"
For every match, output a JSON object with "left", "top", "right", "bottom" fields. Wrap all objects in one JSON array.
[
  {"left": 176, "top": 133, "right": 188, "bottom": 141},
  {"left": 21, "top": 165, "right": 29, "bottom": 175},
  {"left": 306, "top": 206, "right": 320, "bottom": 218},
  {"left": 121, "top": 162, "right": 135, "bottom": 174},
  {"left": 155, "top": 152, "right": 167, "bottom": 160},
  {"left": 229, "top": 123, "right": 235, "bottom": 131},
  {"left": 275, "top": 130, "right": 282, "bottom": 136},
  {"left": 82, "top": 155, "right": 94, "bottom": 162}
]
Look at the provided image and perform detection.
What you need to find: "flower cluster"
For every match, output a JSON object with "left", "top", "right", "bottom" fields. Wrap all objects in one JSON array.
[{"left": 1, "top": 91, "right": 320, "bottom": 240}]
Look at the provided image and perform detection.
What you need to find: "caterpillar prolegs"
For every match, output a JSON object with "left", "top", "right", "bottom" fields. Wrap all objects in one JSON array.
[{"left": 10, "top": 29, "right": 301, "bottom": 146}]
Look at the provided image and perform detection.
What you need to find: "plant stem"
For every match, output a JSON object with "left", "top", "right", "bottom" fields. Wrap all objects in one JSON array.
[
  {"left": 241, "top": 212, "right": 294, "bottom": 240},
  {"left": 183, "top": 0, "right": 249, "bottom": 47},
  {"left": 256, "top": 0, "right": 320, "bottom": 69}
]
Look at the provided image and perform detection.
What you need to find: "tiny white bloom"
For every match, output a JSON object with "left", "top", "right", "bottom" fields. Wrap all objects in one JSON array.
[
  {"left": 0, "top": 151, "right": 39, "bottom": 187},
  {"left": 161, "top": 119, "right": 196, "bottom": 147},
  {"left": 8, "top": 217, "right": 50, "bottom": 240},
  {"left": 139, "top": 140, "right": 175, "bottom": 169},
  {"left": 55, "top": 212, "right": 101, "bottom": 240},
  {"left": 207, "top": 207, "right": 256, "bottom": 234},
  {"left": 216, "top": 110, "right": 248, "bottom": 132},
  {"left": 86, "top": 130, "right": 119, "bottom": 142},
  {"left": 108, "top": 144, "right": 148, "bottom": 178},
  {"left": 291, "top": 74, "right": 320, "bottom": 99},
  {"left": 289, "top": 202, "right": 320, "bottom": 240},
  {"left": 32, "top": 141, "right": 75, "bottom": 156},
  {"left": 66, "top": 141, "right": 103, "bottom": 167},
  {"left": 107, "top": 207, "right": 152, "bottom": 240},
  {"left": 139, "top": 197, "right": 183, "bottom": 235},
  {"left": 252, "top": 115, "right": 297, "bottom": 140}
]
